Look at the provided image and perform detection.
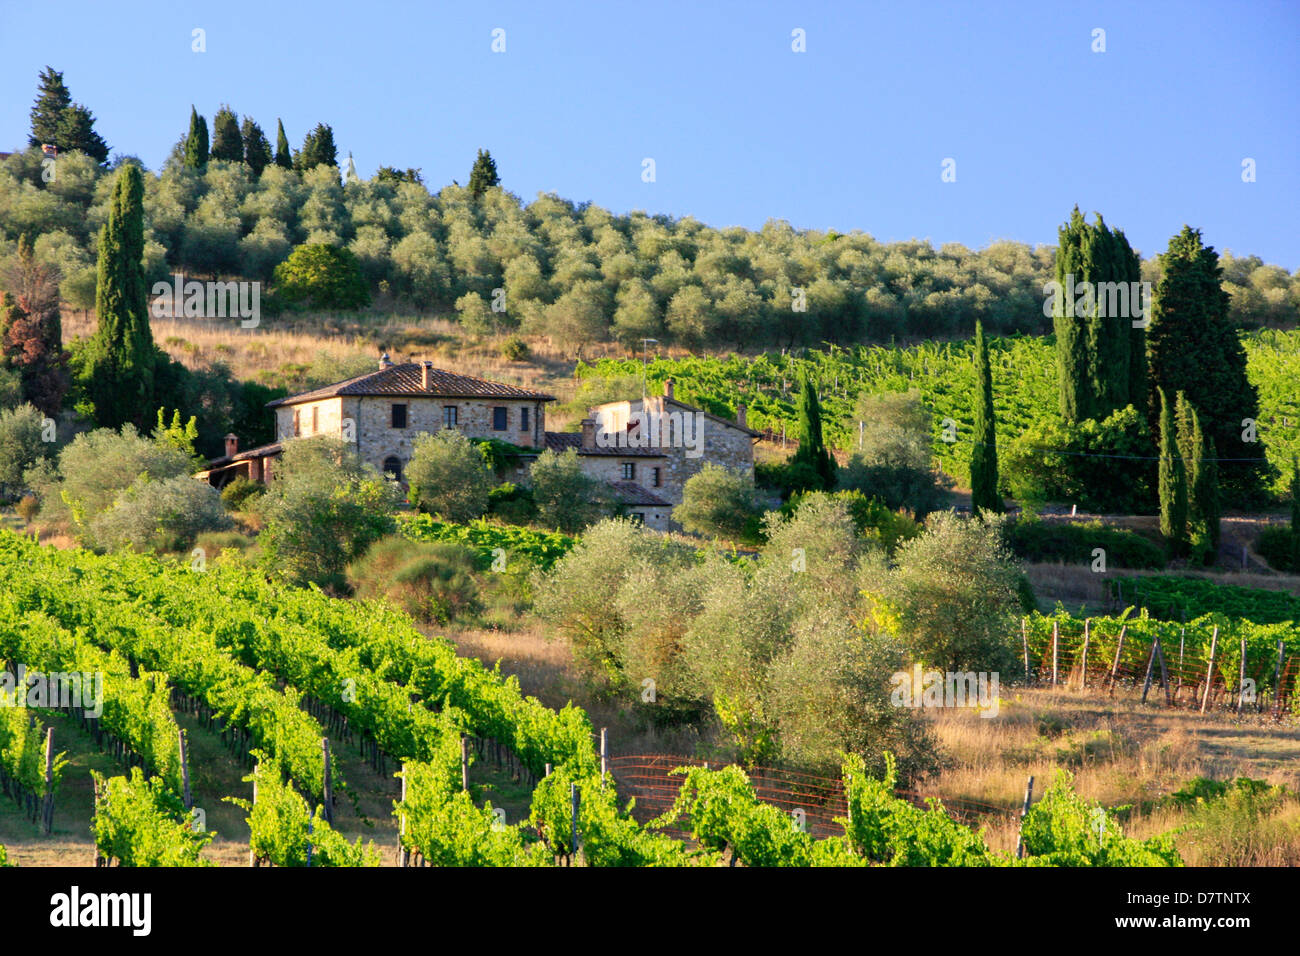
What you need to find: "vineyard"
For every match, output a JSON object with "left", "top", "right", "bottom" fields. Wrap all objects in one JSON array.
[
  {"left": 1021, "top": 609, "right": 1300, "bottom": 715},
  {"left": 1109, "top": 576, "right": 1300, "bottom": 626},
  {"left": 396, "top": 514, "right": 576, "bottom": 571},
  {"left": 0, "top": 531, "right": 1212, "bottom": 866},
  {"left": 578, "top": 329, "right": 1300, "bottom": 491}
]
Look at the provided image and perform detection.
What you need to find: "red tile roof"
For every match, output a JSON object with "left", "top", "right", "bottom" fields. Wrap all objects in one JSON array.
[
  {"left": 266, "top": 363, "right": 555, "bottom": 408},
  {"left": 543, "top": 432, "right": 667, "bottom": 457},
  {"left": 607, "top": 480, "right": 671, "bottom": 507}
]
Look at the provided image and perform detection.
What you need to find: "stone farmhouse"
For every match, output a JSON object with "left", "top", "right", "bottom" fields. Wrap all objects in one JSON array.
[{"left": 198, "top": 355, "right": 758, "bottom": 530}]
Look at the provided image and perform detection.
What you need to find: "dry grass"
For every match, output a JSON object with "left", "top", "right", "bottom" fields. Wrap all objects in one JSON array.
[
  {"left": 442, "top": 623, "right": 708, "bottom": 758},
  {"left": 927, "top": 685, "right": 1300, "bottom": 860}
]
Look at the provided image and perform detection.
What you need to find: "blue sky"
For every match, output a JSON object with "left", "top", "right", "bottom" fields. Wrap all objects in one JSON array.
[{"left": 2, "top": 0, "right": 1296, "bottom": 265}]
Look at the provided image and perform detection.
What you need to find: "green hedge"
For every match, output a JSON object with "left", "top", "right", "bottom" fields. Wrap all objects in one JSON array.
[{"left": 1007, "top": 518, "right": 1167, "bottom": 569}]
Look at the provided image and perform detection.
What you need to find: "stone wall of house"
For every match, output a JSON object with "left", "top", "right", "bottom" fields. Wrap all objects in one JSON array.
[
  {"left": 590, "top": 395, "right": 754, "bottom": 507},
  {"left": 572, "top": 454, "right": 669, "bottom": 491}
]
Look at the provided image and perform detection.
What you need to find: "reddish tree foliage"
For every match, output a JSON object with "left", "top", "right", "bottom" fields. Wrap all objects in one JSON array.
[{"left": 1, "top": 236, "right": 70, "bottom": 416}]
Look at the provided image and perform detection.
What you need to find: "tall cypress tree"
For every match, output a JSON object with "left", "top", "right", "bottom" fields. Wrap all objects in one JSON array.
[
  {"left": 792, "top": 373, "right": 837, "bottom": 491},
  {"left": 1053, "top": 207, "right": 1142, "bottom": 424},
  {"left": 970, "top": 321, "right": 1002, "bottom": 515},
  {"left": 80, "top": 163, "right": 156, "bottom": 429},
  {"left": 294, "top": 123, "right": 337, "bottom": 172},
  {"left": 1157, "top": 388, "right": 1188, "bottom": 556},
  {"left": 183, "top": 107, "right": 208, "bottom": 169},
  {"left": 1197, "top": 434, "right": 1221, "bottom": 558},
  {"left": 210, "top": 105, "right": 243, "bottom": 162},
  {"left": 1148, "top": 225, "right": 1264, "bottom": 503},
  {"left": 274, "top": 119, "right": 292, "bottom": 169},
  {"left": 28, "top": 66, "right": 71, "bottom": 147},
  {"left": 468, "top": 148, "right": 500, "bottom": 199},
  {"left": 241, "top": 117, "right": 271, "bottom": 176}
]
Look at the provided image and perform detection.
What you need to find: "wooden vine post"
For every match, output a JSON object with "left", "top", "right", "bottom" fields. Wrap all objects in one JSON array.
[
  {"left": 1014, "top": 776, "right": 1034, "bottom": 860},
  {"left": 1051, "top": 620, "right": 1059, "bottom": 686},
  {"left": 1177, "top": 627, "right": 1186, "bottom": 695},
  {"left": 249, "top": 764, "right": 259, "bottom": 867},
  {"left": 1154, "top": 633, "right": 1172, "bottom": 706},
  {"left": 1108, "top": 625, "right": 1127, "bottom": 694},
  {"left": 42, "top": 727, "right": 55, "bottom": 835},
  {"left": 179, "top": 729, "right": 192, "bottom": 810},
  {"left": 1272, "top": 640, "right": 1286, "bottom": 719},
  {"left": 1200, "top": 626, "right": 1219, "bottom": 714},
  {"left": 1021, "top": 618, "right": 1030, "bottom": 685},
  {"left": 1079, "top": 619, "right": 1090, "bottom": 690},
  {"left": 321, "top": 739, "right": 333, "bottom": 825},
  {"left": 1237, "top": 635, "right": 1248, "bottom": 714},
  {"left": 1141, "top": 639, "right": 1158, "bottom": 704},
  {"left": 569, "top": 783, "right": 581, "bottom": 865},
  {"left": 600, "top": 728, "right": 608, "bottom": 789},
  {"left": 398, "top": 763, "right": 410, "bottom": 868},
  {"left": 460, "top": 736, "right": 469, "bottom": 792}
]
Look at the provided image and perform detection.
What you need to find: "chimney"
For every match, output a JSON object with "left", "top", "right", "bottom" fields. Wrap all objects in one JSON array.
[
  {"left": 664, "top": 378, "right": 675, "bottom": 400},
  {"left": 224, "top": 433, "right": 239, "bottom": 457},
  {"left": 580, "top": 418, "right": 596, "bottom": 450},
  {"left": 379, "top": 352, "right": 393, "bottom": 370},
  {"left": 736, "top": 403, "right": 747, "bottom": 429},
  {"left": 421, "top": 360, "right": 433, "bottom": 390}
]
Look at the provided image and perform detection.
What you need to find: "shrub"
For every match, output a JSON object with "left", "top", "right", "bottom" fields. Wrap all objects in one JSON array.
[
  {"left": 837, "top": 460, "right": 951, "bottom": 519},
  {"left": 862, "top": 511, "right": 1022, "bottom": 673},
  {"left": 15, "top": 494, "right": 39, "bottom": 524},
  {"left": 529, "top": 448, "right": 612, "bottom": 533},
  {"left": 347, "top": 536, "right": 481, "bottom": 625},
  {"left": 194, "top": 530, "right": 254, "bottom": 557},
  {"left": 88, "top": 475, "right": 232, "bottom": 553},
  {"left": 257, "top": 436, "right": 402, "bottom": 588},
  {"left": 1256, "top": 527, "right": 1300, "bottom": 573},
  {"left": 499, "top": 335, "right": 530, "bottom": 361},
  {"left": 407, "top": 431, "right": 494, "bottom": 523},
  {"left": 487, "top": 481, "right": 537, "bottom": 524},
  {"left": 27, "top": 425, "right": 193, "bottom": 542},
  {"left": 754, "top": 459, "right": 823, "bottom": 500},
  {"left": 673, "top": 464, "right": 762, "bottom": 543},
  {"left": 0, "top": 403, "right": 47, "bottom": 502},
  {"left": 1008, "top": 517, "right": 1167, "bottom": 569},
  {"left": 783, "top": 489, "right": 921, "bottom": 555},
  {"left": 1002, "top": 406, "right": 1154, "bottom": 514},
  {"left": 272, "top": 243, "right": 370, "bottom": 311},
  {"left": 220, "top": 476, "right": 266, "bottom": 511}
]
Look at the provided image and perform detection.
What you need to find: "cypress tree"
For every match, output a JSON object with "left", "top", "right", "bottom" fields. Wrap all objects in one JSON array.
[
  {"left": 28, "top": 66, "right": 71, "bottom": 147},
  {"left": 1148, "top": 226, "right": 1263, "bottom": 502},
  {"left": 184, "top": 107, "right": 208, "bottom": 169},
  {"left": 468, "top": 148, "right": 500, "bottom": 199},
  {"left": 1197, "top": 434, "right": 1220, "bottom": 558},
  {"left": 1053, "top": 207, "right": 1142, "bottom": 424},
  {"left": 294, "top": 123, "right": 337, "bottom": 172},
  {"left": 792, "top": 373, "right": 837, "bottom": 490},
  {"left": 274, "top": 119, "right": 292, "bottom": 169},
  {"left": 241, "top": 117, "right": 271, "bottom": 176},
  {"left": 970, "top": 321, "right": 1002, "bottom": 515},
  {"left": 210, "top": 105, "right": 243, "bottom": 162},
  {"left": 53, "top": 103, "right": 109, "bottom": 163},
  {"left": 80, "top": 163, "right": 156, "bottom": 429},
  {"left": 1157, "top": 388, "right": 1188, "bottom": 556}
]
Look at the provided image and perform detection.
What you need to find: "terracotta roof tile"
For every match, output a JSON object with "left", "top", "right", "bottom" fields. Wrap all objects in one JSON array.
[
  {"left": 542, "top": 432, "right": 666, "bottom": 457},
  {"left": 267, "top": 363, "right": 555, "bottom": 408},
  {"left": 607, "top": 480, "right": 671, "bottom": 507}
]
